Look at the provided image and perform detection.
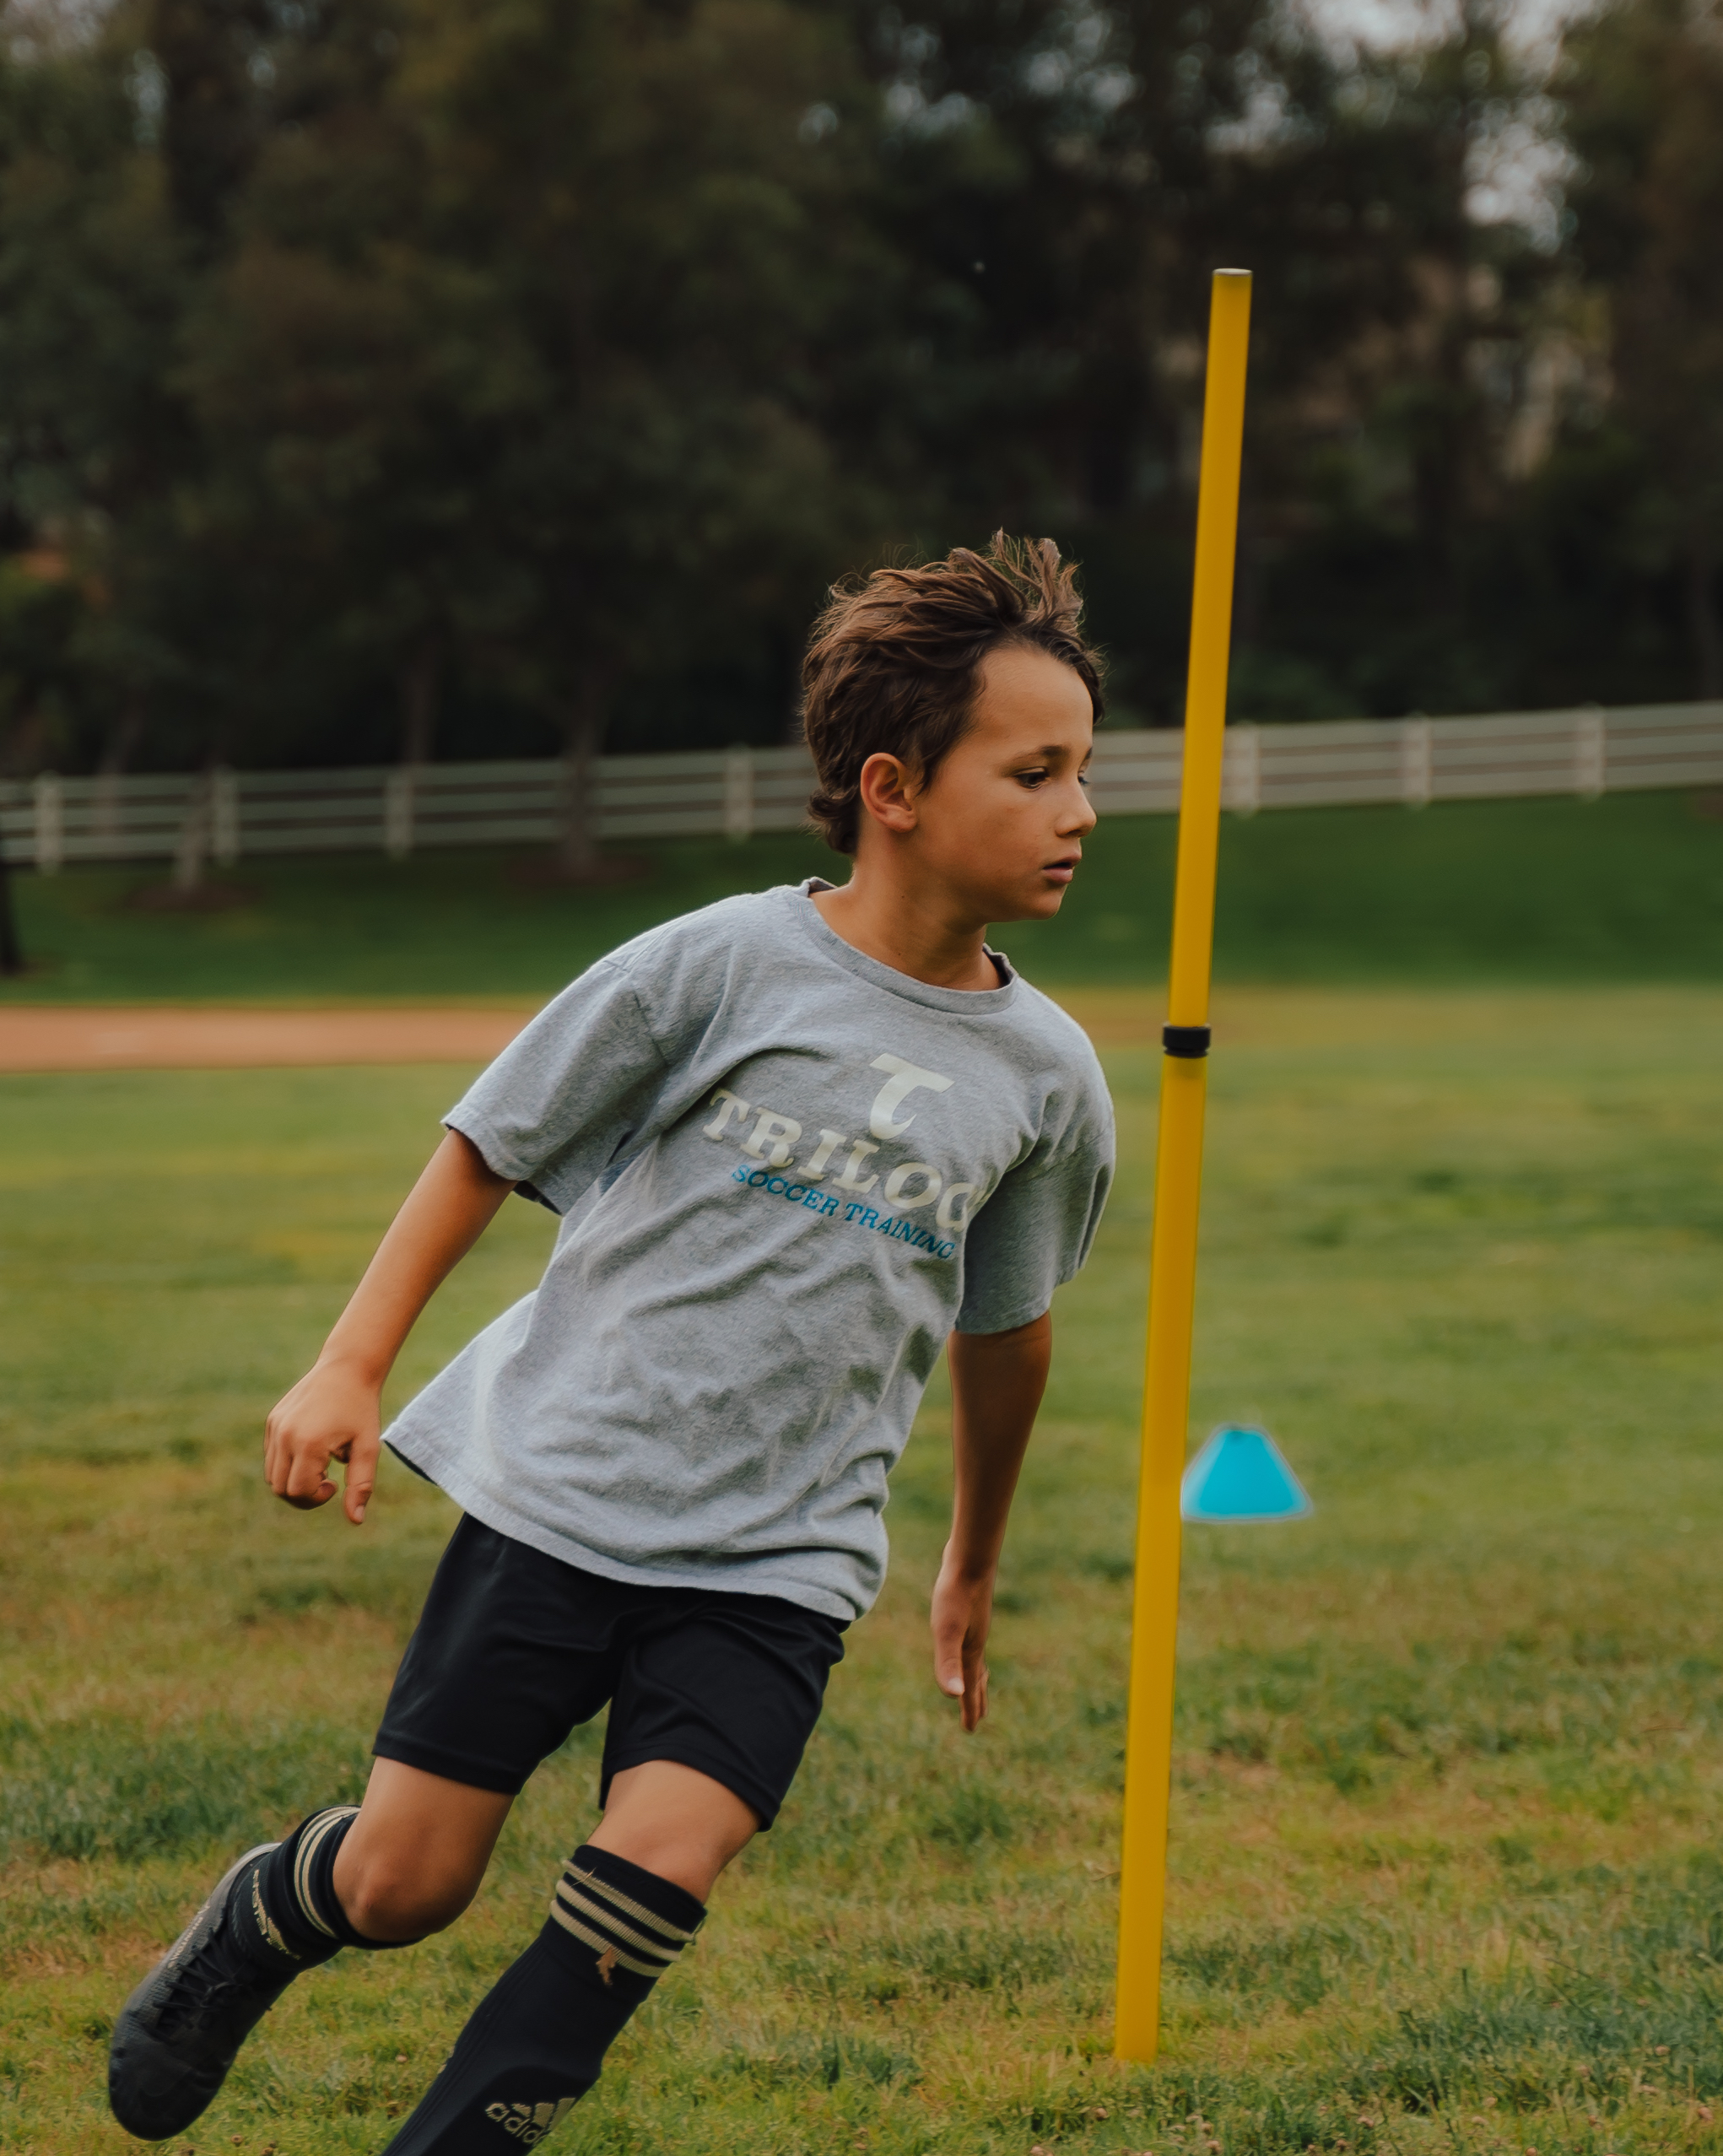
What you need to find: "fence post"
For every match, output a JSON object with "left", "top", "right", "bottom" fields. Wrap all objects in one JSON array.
[
  {"left": 33, "top": 771, "right": 64, "bottom": 873},
  {"left": 173, "top": 775, "right": 210, "bottom": 892},
  {"left": 1574, "top": 707, "right": 1606, "bottom": 800},
  {"left": 723, "top": 745, "right": 754, "bottom": 845},
  {"left": 212, "top": 765, "right": 241, "bottom": 866},
  {"left": 1400, "top": 715, "right": 1433, "bottom": 808},
  {"left": 94, "top": 765, "right": 122, "bottom": 850},
  {"left": 384, "top": 766, "right": 416, "bottom": 859},
  {"left": 1225, "top": 721, "right": 1261, "bottom": 817}
]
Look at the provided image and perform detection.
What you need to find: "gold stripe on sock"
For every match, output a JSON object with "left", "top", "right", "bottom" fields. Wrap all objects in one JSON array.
[
  {"left": 250, "top": 1868, "right": 300, "bottom": 1961},
  {"left": 564, "top": 1862, "right": 699, "bottom": 1944},
  {"left": 553, "top": 1878, "right": 679, "bottom": 1964},
  {"left": 292, "top": 1807, "right": 359, "bottom": 1940},
  {"left": 547, "top": 1896, "right": 668, "bottom": 1979}
]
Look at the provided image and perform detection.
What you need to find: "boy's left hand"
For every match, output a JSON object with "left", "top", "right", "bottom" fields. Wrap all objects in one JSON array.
[{"left": 931, "top": 1550, "right": 994, "bottom": 1732}]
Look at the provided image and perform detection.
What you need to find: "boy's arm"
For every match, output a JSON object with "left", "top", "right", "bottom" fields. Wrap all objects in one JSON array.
[
  {"left": 931, "top": 1310, "right": 1053, "bottom": 1732},
  {"left": 263, "top": 1130, "right": 516, "bottom": 1525}
]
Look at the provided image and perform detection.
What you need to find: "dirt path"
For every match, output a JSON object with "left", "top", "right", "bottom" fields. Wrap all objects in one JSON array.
[
  {"left": 0, "top": 1006, "right": 537, "bottom": 1073},
  {"left": 0, "top": 989, "right": 1161, "bottom": 1074}
]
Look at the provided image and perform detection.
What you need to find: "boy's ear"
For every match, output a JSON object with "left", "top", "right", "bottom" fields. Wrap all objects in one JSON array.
[{"left": 856, "top": 751, "right": 921, "bottom": 837}]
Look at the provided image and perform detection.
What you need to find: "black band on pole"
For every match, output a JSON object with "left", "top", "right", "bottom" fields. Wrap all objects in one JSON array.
[{"left": 1161, "top": 1024, "right": 1212, "bottom": 1059}]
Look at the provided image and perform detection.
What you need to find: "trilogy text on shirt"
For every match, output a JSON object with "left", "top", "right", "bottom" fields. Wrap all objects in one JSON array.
[{"left": 705, "top": 1051, "right": 970, "bottom": 1262}]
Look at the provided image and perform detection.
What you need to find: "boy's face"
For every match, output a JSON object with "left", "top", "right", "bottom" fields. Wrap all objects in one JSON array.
[{"left": 900, "top": 642, "right": 1097, "bottom": 922}]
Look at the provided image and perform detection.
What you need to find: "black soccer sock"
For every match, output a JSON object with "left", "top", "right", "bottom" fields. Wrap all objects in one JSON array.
[
  {"left": 246, "top": 1804, "right": 413, "bottom": 1968},
  {"left": 380, "top": 1845, "right": 705, "bottom": 2153}
]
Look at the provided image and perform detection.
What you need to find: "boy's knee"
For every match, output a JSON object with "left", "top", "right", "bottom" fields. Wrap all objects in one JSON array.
[{"left": 339, "top": 1851, "right": 475, "bottom": 1942}]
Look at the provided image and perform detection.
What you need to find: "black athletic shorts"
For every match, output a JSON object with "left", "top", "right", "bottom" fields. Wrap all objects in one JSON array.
[{"left": 372, "top": 1515, "right": 848, "bottom": 1829}]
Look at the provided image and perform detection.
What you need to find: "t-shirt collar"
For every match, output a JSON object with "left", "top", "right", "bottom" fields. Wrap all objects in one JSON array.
[{"left": 781, "top": 879, "right": 1018, "bottom": 1013}]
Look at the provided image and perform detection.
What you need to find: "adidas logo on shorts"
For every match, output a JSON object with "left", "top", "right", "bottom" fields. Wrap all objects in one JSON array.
[{"left": 484, "top": 2095, "right": 577, "bottom": 2142}]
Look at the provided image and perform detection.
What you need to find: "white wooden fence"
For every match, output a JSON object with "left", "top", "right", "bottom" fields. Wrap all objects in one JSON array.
[{"left": 5, "top": 700, "right": 1722, "bottom": 872}]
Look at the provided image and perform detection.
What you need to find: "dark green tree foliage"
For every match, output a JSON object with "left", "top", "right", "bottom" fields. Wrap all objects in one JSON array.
[
  {"left": 176, "top": 0, "right": 521, "bottom": 767},
  {"left": 387, "top": 0, "right": 880, "bottom": 836},
  {"left": 0, "top": 0, "right": 888, "bottom": 777},
  {"left": 0, "top": 0, "right": 1719, "bottom": 774},
  {"left": 1556, "top": 0, "right": 1723, "bottom": 698},
  {"left": 0, "top": 21, "right": 186, "bottom": 759},
  {"left": 823, "top": 0, "right": 1623, "bottom": 722},
  {"left": 819, "top": 0, "right": 1263, "bottom": 716},
  {"left": 170, "top": 0, "right": 892, "bottom": 794},
  {"left": 1219, "top": 14, "right": 1549, "bottom": 719}
]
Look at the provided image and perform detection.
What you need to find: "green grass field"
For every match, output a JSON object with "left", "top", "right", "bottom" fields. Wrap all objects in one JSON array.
[
  {"left": 7, "top": 786, "right": 1723, "bottom": 1002},
  {"left": 8, "top": 982, "right": 1723, "bottom": 2153}
]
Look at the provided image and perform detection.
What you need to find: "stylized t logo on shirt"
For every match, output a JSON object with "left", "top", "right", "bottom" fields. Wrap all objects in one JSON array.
[{"left": 867, "top": 1054, "right": 953, "bottom": 1140}]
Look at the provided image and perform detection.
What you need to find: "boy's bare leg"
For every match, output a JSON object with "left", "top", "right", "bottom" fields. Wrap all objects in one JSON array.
[
  {"left": 589, "top": 1759, "right": 758, "bottom": 1899},
  {"left": 332, "top": 1760, "right": 515, "bottom": 1940},
  {"left": 331, "top": 1757, "right": 749, "bottom": 1941}
]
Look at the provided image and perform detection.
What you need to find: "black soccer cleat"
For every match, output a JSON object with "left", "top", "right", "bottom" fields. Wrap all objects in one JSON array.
[{"left": 108, "top": 1841, "right": 299, "bottom": 2141}]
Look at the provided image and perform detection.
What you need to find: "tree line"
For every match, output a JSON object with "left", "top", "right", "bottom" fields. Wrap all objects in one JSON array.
[{"left": 0, "top": 0, "right": 1719, "bottom": 793}]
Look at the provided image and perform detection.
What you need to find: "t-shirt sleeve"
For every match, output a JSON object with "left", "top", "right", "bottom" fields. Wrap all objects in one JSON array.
[
  {"left": 442, "top": 958, "right": 672, "bottom": 1214},
  {"left": 954, "top": 1062, "right": 1115, "bottom": 1335}
]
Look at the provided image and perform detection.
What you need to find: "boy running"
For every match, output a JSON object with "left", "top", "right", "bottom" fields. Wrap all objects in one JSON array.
[{"left": 108, "top": 533, "right": 1115, "bottom": 2150}]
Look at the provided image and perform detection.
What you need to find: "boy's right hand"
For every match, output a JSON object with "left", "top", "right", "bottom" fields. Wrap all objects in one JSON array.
[
  {"left": 264, "top": 1358, "right": 382, "bottom": 1526},
  {"left": 260, "top": 1130, "right": 516, "bottom": 1528}
]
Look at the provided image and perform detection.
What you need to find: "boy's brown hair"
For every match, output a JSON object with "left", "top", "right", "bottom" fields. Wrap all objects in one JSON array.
[{"left": 800, "top": 532, "right": 1105, "bottom": 854}]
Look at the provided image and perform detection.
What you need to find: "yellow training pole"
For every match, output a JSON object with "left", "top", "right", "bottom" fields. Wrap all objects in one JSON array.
[{"left": 1115, "top": 267, "right": 1252, "bottom": 2063}]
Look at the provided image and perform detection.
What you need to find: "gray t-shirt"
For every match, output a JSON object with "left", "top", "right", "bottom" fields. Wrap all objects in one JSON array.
[{"left": 385, "top": 881, "right": 1114, "bottom": 1620}]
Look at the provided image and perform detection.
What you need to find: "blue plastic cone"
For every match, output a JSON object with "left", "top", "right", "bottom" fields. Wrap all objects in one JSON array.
[{"left": 1180, "top": 1424, "right": 1312, "bottom": 1524}]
